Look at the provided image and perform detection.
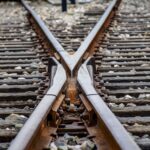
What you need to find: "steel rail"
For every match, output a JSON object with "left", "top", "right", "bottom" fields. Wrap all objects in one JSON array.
[
  {"left": 21, "top": 0, "right": 120, "bottom": 76},
  {"left": 8, "top": 58, "right": 66, "bottom": 150},
  {"left": 21, "top": 0, "right": 72, "bottom": 71},
  {"left": 77, "top": 58, "right": 140, "bottom": 150},
  {"left": 71, "top": 0, "right": 121, "bottom": 74}
]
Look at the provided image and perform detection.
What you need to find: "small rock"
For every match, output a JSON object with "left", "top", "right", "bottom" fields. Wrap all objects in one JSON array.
[
  {"left": 15, "top": 66, "right": 22, "bottom": 70},
  {"left": 127, "top": 103, "right": 136, "bottom": 107},
  {"left": 68, "top": 104, "right": 76, "bottom": 112},
  {"left": 123, "top": 124, "right": 129, "bottom": 127},
  {"left": 141, "top": 63, "right": 149, "bottom": 67},
  {"left": 18, "top": 77, "right": 25, "bottom": 80},
  {"left": 130, "top": 69, "right": 136, "bottom": 73},
  {"left": 23, "top": 71, "right": 29, "bottom": 75},
  {"left": 55, "top": 137, "right": 66, "bottom": 147},
  {"left": 108, "top": 103, "right": 118, "bottom": 108},
  {"left": 30, "top": 62, "right": 38, "bottom": 69},
  {"left": 39, "top": 62, "right": 46, "bottom": 69},
  {"left": 133, "top": 135, "right": 140, "bottom": 140},
  {"left": 24, "top": 106, "right": 30, "bottom": 110},
  {"left": 6, "top": 128, "right": 10, "bottom": 131},
  {"left": 108, "top": 95, "right": 117, "bottom": 100},
  {"left": 108, "top": 71, "right": 114, "bottom": 73},
  {"left": 138, "top": 94, "right": 146, "bottom": 99},
  {"left": 142, "top": 134, "right": 149, "bottom": 138},
  {"left": 146, "top": 94, "right": 150, "bottom": 98},
  {"left": 114, "top": 64, "right": 119, "bottom": 68},
  {"left": 26, "top": 38, "right": 31, "bottom": 41},
  {"left": 125, "top": 95, "right": 132, "bottom": 99},
  {"left": 125, "top": 34, "right": 130, "bottom": 38},
  {"left": 5, "top": 114, "right": 28, "bottom": 124},
  {"left": 27, "top": 99, "right": 33, "bottom": 103},
  {"left": 50, "top": 142, "right": 57, "bottom": 150},
  {"left": 68, "top": 145, "right": 81, "bottom": 150},
  {"left": 133, "top": 123, "right": 142, "bottom": 127},
  {"left": 64, "top": 134, "right": 78, "bottom": 145},
  {"left": 31, "top": 71, "right": 40, "bottom": 75},
  {"left": 104, "top": 50, "right": 111, "bottom": 55},
  {"left": 81, "top": 140, "right": 95, "bottom": 150},
  {"left": 119, "top": 103, "right": 125, "bottom": 108}
]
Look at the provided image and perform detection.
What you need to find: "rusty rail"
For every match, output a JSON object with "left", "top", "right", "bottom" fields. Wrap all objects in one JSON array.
[
  {"left": 77, "top": 58, "right": 140, "bottom": 150},
  {"left": 8, "top": 58, "right": 66, "bottom": 150},
  {"left": 8, "top": 0, "right": 141, "bottom": 149}
]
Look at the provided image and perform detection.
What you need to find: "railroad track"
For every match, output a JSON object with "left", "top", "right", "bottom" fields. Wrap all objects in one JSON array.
[
  {"left": 0, "top": 1, "right": 51, "bottom": 149},
  {"left": 30, "top": 0, "right": 108, "bottom": 53},
  {"left": 1, "top": 0, "right": 149, "bottom": 150},
  {"left": 93, "top": 1, "right": 150, "bottom": 150},
  {"left": 47, "top": 6, "right": 106, "bottom": 52}
]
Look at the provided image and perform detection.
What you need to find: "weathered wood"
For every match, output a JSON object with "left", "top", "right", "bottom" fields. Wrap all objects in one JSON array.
[
  {"left": 99, "top": 66, "right": 150, "bottom": 71},
  {"left": 0, "top": 75, "right": 45, "bottom": 79},
  {"left": 0, "top": 85, "right": 38, "bottom": 92},
  {"left": 0, "top": 48, "right": 34, "bottom": 52},
  {"left": 113, "top": 106, "right": 150, "bottom": 116},
  {"left": 108, "top": 99, "right": 150, "bottom": 105},
  {"left": 0, "top": 79, "right": 41, "bottom": 85},
  {"left": 105, "top": 82, "right": 150, "bottom": 88},
  {"left": 103, "top": 76, "right": 150, "bottom": 82},
  {"left": 101, "top": 71, "right": 150, "bottom": 77},
  {"left": 118, "top": 116, "right": 150, "bottom": 124},
  {"left": 0, "top": 92, "right": 37, "bottom": 100},
  {"left": 102, "top": 57, "right": 150, "bottom": 62},
  {"left": 0, "top": 55, "right": 38, "bottom": 60},
  {"left": 0, "top": 108, "right": 32, "bottom": 117},
  {"left": 0, "top": 59, "right": 40, "bottom": 64},
  {"left": 127, "top": 125, "right": 150, "bottom": 135},
  {"left": 0, "top": 52, "right": 36, "bottom": 56},
  {"left": 108, "top": 89, "right": 150, "bottom": 95},
  {"left": 0, "top": 100, "right": 36, "bottom": 108},
  {"left": 0, "top": 129, "right": 17, "bottom": 142}
]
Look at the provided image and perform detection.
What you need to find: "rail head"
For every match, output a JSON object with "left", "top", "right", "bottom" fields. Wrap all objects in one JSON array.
[
  {"left": 8, "top": 57, "right": 67, "bottom": 150},
  {"left": 77, "top": 58, "right": 140, "bottom": 150}
]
